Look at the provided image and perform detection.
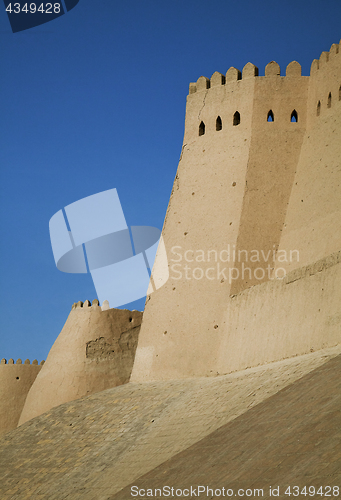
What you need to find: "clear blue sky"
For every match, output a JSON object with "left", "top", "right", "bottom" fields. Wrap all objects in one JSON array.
[{"left": 0, "top": 0, "right": 340, "bottom": 362}]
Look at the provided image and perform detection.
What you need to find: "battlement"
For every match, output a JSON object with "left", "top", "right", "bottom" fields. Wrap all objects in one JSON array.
[
  {"left": 71, "top": 299, "right": 110, "bottom": 311},
  {"left": 189, "top": 41, "right": 341, "bottom": 95},
  {"left": 310, "top": 40, "right": 340, "bottom": 74},
  {"left": 189, "top": 60, "right": 302, "bottom": 95},
  {"left": 0, "top": 358, "right": 45, "bottom": 365}
]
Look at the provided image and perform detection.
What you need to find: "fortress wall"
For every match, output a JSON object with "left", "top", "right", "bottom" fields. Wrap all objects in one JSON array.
[
  {"left": 132, "top": 47, "right": 341, "bottom": 383},
  {"left": 131, "top": 66, "right": 257, "bottom": 381},
  {"left": 0, "top": 359, "right": 43, "bottom": 435},
  {"left": 217, "top": 252, "right": 341, "bottom": 374},
  {"left": 231, "top": 64, "right": 309, "bottom": 294},
  {"left": 19, "top": 301, "right": 142, "bottom": 425},
  {"left": 275, "top": 41, "right": 341, "bottom": 274}
]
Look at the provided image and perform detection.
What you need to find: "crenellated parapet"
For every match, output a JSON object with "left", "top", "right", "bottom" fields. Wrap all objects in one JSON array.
[
  {"left": 188, "top": 59, "right": 305, "bottom": 95},
  {"left": 0, "top": 358, "right": 45, "bottom": 365},
  {"left": 184, "top": 41, "right": 340, "bottom": 143},
  {"left": 71, "top": 298, "right": 110, "bottom": 311}
]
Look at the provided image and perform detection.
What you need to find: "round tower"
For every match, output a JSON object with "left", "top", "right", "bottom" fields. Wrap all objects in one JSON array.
[{"left": 19, "top": 300, "right": 142, "bottom": 425}]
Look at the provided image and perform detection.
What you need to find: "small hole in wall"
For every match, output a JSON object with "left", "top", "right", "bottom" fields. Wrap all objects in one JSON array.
[
  {"left": 129, "top": 317, "right": 133, "bottom": 322},
  {"left": 16, "top": 377, "right": 19, "bottom": 380},
  {"left": 327, "top": 92, "right": 332, "bottom": 108}
]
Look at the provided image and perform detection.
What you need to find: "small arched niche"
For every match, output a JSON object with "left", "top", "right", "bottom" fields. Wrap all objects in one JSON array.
[
  {"left": 327, "top": 92, "right": 332, "bottom": 108},
  {"left": 291, "top": 110, "right": 298, "bottom": 122},
  {"left": 233, "top": 111, "right": 240, "bottom": 126},
  {"left": 199, "top": 121, "right": 205, "bottom": 136},
  {"left": 317, "top": 101, "right": 321, "bottom": 116},
  {"left": 216, "top": 116, "right": 222, "bottom": 131},
  {"left": 267, "top": 110, "right": 274, "bottom": 122}
]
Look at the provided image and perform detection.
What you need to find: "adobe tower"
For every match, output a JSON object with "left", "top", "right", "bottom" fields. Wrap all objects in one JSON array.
[{"left": 132, "top": 42, "right": 341, "bottom": 381}]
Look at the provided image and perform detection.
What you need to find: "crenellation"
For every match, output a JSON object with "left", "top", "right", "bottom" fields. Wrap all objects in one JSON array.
[
  {"left": 101, "top": 299, "right": 110, "bottom": 311},
  {"left": 210, "top": 71, "right": 225, "bottom": 87},
  {"left": 226, "top": 66, "right": 241, "bottom": 82},
  {"left": 286, "top": 61, "right": 301, "bottom": 77},
  {"left": 196, "top": 76, "right": 210, "bottom": 92},
  {"left": 242, "top": 62, "right": 258, "bottom": 78},
  {"left": 310, "top": 59, "right": 319, "bottom": 75},
  {"left": 319, "top": 51, "right": 329, "bottom": 66},
  {"left": 71, "top": 298, "right": 111, "bottom": 310},
  {"left": 0, "top": 358, "right": 45, "bottom": 365},
  {"left": 189, "top": 82, "right": 196, "bottom": 94},
  {"left": 330, "top": 43, "right": 339, "bottom": 56},
  {"left": 265, "top": 61, "right": 280, "bottom": 77}
]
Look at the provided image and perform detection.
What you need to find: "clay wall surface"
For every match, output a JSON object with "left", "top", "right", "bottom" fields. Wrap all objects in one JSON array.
[
  {"left": 0, "top": 359, "right": 43, "bottom": 435},
  {"left": 132, "top": 64, "right": 257, "bottom": 380},
  {"left": 275, "top": 42, "right": 341, "bottom": 274},
  {"left": 19, "top": 301, "right": 142, "bottom": 425},
  {"left": 131, "top": 42, "right": 341, "bottom": 382},
  {"left": 231, "top": 62, "right": 309, "bottom": 293}
]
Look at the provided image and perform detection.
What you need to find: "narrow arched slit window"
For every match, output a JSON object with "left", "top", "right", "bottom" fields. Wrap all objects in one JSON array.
[
  {"left": 233, "top": 111, "right": 240, "bottom": 126},
  {"left": 317, "top": 101, "right": 321, "bottom": 116},
  {"left": 216, "top": 116, "right": 222, "bottom": 131},
  {"left": 199, "top": 121, "right": 205, "bottom": 136},
  {"left": 339, "top": 85, "right": 341, "bottom": 101},
  {"left": 291, "top": 110, "right": 298, "bottom": 122},
  {"left": 327, "top": 92, "right": 332, "bottom": 108},
  {"left": 267, "top": 110, "right": 274, "bottom": 122}
]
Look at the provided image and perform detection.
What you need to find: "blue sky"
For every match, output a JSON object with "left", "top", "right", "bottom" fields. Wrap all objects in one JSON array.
[{"left": 0, "top": 0, "right": 340, "bottom": 362}]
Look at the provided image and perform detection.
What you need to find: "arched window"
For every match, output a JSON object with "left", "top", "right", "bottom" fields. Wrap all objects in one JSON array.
[
  {"left": 291, "top": 110, "right": 298, "bottom": 122},
  {"left": 199, "top": 121, "right": 205, "bottom": 136},
  {"left": 216, "top": 116, "right": 222, "bottom": 131},
  {"left": 267, "top": 110, "right": 274, "bottom": 122},
  {"left": 317, "top": 101, "right": 321, "bottom": 116},
  {"left": 339, "top": 85, "right": 341, "bottom": 101},
  {"left": 327, "top": 92, "right": 332, "bottom": 108},
  {"left": 233, "top": 111, "right": 240, "bottom": 126}
]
